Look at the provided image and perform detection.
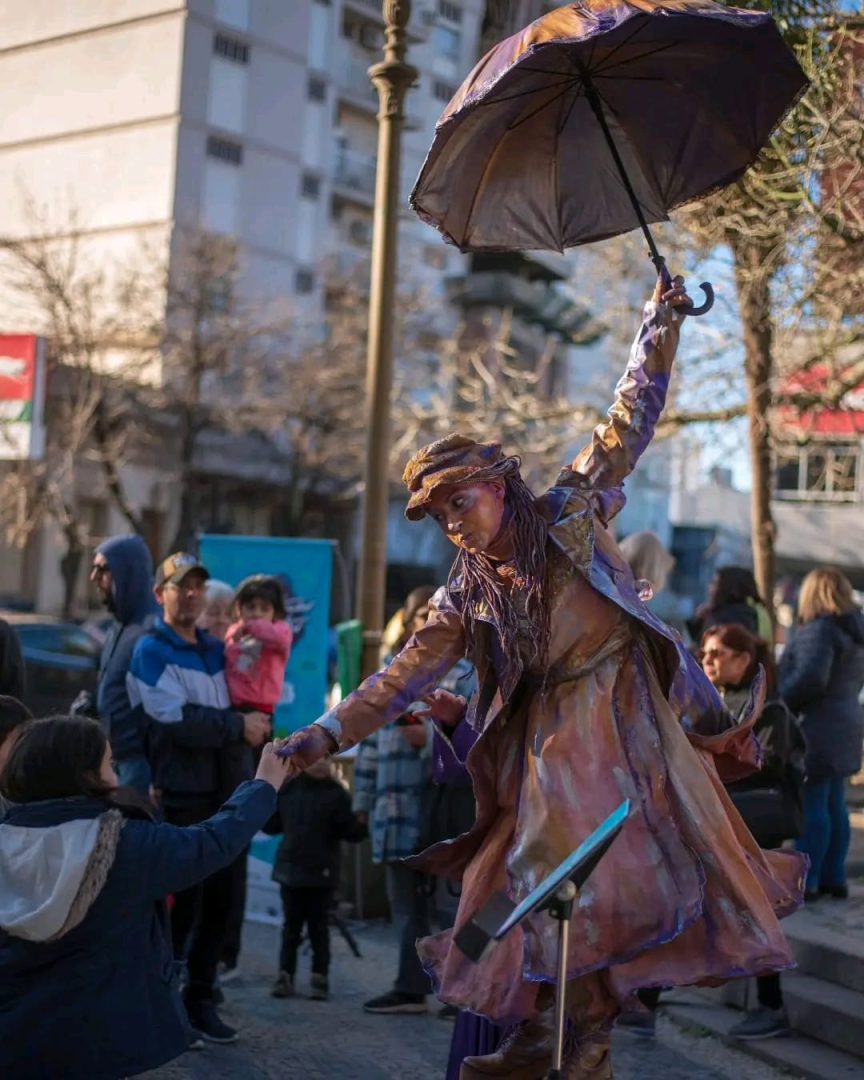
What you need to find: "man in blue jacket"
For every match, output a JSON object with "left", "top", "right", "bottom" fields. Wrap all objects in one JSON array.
[
  {"left": 91, "top": 535, "right": 160, "bottom": 796},
  {"left": 128, "top": 552, "right": 270, "bottom": 1045}
]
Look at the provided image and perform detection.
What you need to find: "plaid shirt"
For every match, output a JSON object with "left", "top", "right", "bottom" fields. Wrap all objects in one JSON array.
[
  {"left": 352, "top": 658, "right": 476, "bottom": 863},
  {"left": 352, "top": 721, "right": 431, "bottom": 863}
]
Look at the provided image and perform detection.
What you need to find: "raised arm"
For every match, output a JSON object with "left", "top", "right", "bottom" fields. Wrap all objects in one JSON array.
[{"left": 563, "top": 279, "right": 686, "bottom": 496}]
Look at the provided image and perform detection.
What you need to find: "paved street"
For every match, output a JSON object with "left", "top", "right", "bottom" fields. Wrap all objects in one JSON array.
[{"left": 144, "top": 919, "right": 794, "bottom": 1080}]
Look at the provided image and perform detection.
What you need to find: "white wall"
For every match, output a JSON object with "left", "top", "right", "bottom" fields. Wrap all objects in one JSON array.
[{"left": 0, "top": 0, "right": 183, "bottom": 50}]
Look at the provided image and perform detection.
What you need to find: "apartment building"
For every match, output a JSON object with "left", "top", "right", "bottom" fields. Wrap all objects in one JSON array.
[{"left": 0, "top": 0, "right": 672, "bottom": 613}]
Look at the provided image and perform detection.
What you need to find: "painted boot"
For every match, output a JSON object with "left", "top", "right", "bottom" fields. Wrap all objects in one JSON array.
[
  {"left": 562, "top": 1033, "right": 613, "bottom": 1079},
  {"left": 459, "top": 1016, "right": 553, "bottom": 1080}
]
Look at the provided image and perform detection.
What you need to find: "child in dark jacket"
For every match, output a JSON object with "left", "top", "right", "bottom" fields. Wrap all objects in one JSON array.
[
  {"left": 0, "top": 715, "right": 289, "bottom": 1080},
  {"left": 269, "top": 758, "right": 367, "bottom": 1001}
]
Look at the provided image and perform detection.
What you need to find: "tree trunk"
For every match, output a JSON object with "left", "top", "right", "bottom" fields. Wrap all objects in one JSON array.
[
  {"left": 732, "top": 237, "right": 776, "bottom": 628},
  {"left": 59, "top": 522, "right": 85, "bottom": 619},
  {"left": 169, "top": 403, "right": 201, "bottom": 553}
]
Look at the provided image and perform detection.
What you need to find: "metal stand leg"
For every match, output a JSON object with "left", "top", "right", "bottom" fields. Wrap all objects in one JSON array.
[{"left": 547, "top": 880, "right": 576, "bottom": 1080}]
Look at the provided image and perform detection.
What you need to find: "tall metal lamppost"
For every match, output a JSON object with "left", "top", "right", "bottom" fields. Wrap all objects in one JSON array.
[{"left": 355, "top": 1, "right": 417, "bottom": 677}]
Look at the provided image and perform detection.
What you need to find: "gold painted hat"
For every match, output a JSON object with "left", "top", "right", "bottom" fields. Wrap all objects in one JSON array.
[{"left": 402, "top": 434, "right": 504, "bottom": 521}]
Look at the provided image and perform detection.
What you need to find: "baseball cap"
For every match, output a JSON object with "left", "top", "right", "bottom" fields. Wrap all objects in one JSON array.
[{"left": 154, "top": 552, "right": 210, "bottom": 587}]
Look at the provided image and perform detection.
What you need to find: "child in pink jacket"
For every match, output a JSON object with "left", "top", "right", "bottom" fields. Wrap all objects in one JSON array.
[
  {"left": 219, "top": 576, "right": 293, "bottom": 797},
  {"left": 226, "top": 576, "right": 293, "bottom": 715}
]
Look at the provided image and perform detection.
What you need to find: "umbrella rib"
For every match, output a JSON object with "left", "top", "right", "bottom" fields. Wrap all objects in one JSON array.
[
  {"left": 593, "top": 40, "right": 684, "bottom": 77},
  {"left": 582, "top": 17, "right": 648, "bottom": 75},
  {"left": 473, "top": 76, "right": 579, "bottom": 109},
  {"left": 593, "top": 74, "right": 666, "bottom": 81},
  {"left": 506, "top": 82, "right": 581, "bottom": 131}
]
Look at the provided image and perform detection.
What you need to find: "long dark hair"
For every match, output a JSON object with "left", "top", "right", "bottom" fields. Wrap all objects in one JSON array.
[
  {"left": 450, "top": 467, "right": 550, "bottom": 669},
  {"left": 0, "top": 715, "right": 113, "bottom": 804},
  {"left": 700, "top": 624, "right": 777, "bottom": 694},
  {"left": 710, "top": 566, "right": 763, "bottom": 607}
]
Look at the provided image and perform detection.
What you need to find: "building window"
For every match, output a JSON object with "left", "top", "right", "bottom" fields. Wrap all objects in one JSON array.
[
  {"left": 206, "top": 134, "right": 244, "bottom": 165},
  {"left": 308, "top": 75, "right": 327, "bottom": 102},
  {"left": 342, "top": 12, "right": 383, "bottom": 50},
  {"left": 301, "top": 173, "right": 321, "bottom": 199},
  {"left": 433, "top": 79, "right": 456, "bottom": 103},
  {"left": 348, "top": 218, "right": 372, "bottom": 246},
  {"left": 438, "top": 1, "right": 462, "bottom": 23},
  {"left": 434, "top": 24, "right": 461, "bottom": 62},
  {"left": 295, "top": 269, "right": 316, "bottom": 294},
  {"left": 213, "top": 32, "right": 250, "bottom": 64},
  {"left": 774, "top": 443, "right": 861, "bottom": 501}
]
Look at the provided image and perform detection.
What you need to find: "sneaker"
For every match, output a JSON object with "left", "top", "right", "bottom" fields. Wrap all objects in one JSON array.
[
  {"left": 218, "top": 962, "right": 241, "bottom": 984},
  {"left": 819, "top": 884, "right": 849, "bottom": 900},
  {"left": 437, "top": 1003, "right": 459, "bottom": 1021},
  {"left": 271, "top": 972, "right": 295, "bottom": 999},
  {"left": 728, "top": 1006, "right": 790, "bottom": 1040},
  {"left": 187, "top": 1002, "right": 238, "bottom": 1044},
  {"left": 616, "top": 1010, "right": 656, "bottom": 1038},
  {"left": 187, "top": 1033, "right": 205, "bottom": 1052},
  {"left": 363, "top": 990, "right": 427, "bottom": 1014},
  {"left": 310, "top": 973, "right": 329, "bottom": 1001}
]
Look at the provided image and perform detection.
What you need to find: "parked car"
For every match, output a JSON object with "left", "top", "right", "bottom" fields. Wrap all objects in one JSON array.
[{"left": 2, "top": 615, "right": 101, "bottom": 718}]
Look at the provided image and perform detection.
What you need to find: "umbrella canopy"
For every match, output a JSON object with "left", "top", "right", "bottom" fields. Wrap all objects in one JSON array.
[{"left": 410, "top": 0, "right": 809, "bottom": 254}]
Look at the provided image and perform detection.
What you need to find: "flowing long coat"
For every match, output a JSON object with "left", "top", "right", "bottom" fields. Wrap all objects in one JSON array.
[{"left": 317, "top": 300, "right": 806, "bottom": 1022}]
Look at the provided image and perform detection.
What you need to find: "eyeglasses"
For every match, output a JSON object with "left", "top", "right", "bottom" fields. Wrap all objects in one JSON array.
[
  {"left": 91, "top": 564, "right": 110, "bottom": 579},
  {"left": 700, "top": 646, "right": 744, "bottom": 662}
]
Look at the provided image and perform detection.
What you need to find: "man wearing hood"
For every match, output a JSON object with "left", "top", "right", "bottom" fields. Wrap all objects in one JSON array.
[{"left": 90, "top": 536, "right": 159, "bottom": 796}]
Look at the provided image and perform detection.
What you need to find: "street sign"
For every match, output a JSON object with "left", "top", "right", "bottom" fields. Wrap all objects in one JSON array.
[{"left": 0, "top": 335, "right": 46, "bottom": 460}]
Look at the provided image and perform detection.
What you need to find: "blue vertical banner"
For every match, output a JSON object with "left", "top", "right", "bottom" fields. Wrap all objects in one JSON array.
[{"left": 198, "top": 535, "right": 334, "bottom": 736}]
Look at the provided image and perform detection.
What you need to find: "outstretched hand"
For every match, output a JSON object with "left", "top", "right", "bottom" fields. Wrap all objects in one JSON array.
[
  {"left": 421, "top": 688, "right": 468, "bottom": 730},
  {"left": 652, "top": 273, "right": 691, "bottom": 309},
  {"left": 254, "top": 742, "right": 294, "bottom": 792},
  {"left": 274, "top": 724, "right": 337, "bottom": 780}
]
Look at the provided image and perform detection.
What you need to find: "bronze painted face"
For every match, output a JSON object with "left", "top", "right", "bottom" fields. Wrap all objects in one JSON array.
[{"left": 425, "top": 481, "right": 506, "bottom": 555}]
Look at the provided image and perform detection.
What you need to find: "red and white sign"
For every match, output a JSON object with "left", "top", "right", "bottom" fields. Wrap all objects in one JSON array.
[
  {"left": 776, "top": 364, "right": 864, "bottom": 437},
  {"left": 0, "top": 335, "right": 46, "bottom": 460}
]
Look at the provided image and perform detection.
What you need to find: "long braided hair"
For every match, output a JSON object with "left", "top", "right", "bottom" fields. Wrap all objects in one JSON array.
[{"left": 447, "top": 459, "right": 551, "bottom": 670}]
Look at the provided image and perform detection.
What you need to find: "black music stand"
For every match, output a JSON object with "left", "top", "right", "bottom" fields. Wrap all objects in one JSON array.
[{"left": 454, "top": 800, "right": 630, "bottom": 1080}]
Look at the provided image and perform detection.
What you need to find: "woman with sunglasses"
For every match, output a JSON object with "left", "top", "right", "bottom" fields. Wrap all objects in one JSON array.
[{"left": 700, "top": 624, "right": 805, "bottom": 1041}]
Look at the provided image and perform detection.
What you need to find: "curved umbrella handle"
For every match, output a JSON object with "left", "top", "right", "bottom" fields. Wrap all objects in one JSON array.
[
  {"left": 677, "top": 282, "right": 714, "bottom": 318},
  {"left": 655, "top": 261, "right": 714, "bottom": 318}
]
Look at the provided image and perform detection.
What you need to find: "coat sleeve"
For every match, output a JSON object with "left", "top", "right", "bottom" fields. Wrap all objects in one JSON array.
[
  {"left": 779, "top": 623, "right": 834, "bottom": 712},
  {"left": 316, "top": 594, "right": 466, "bottom": 751},
  {"left": 331, "top": 787, "right": 370, "bottom": 843},
  {"left": 135, "top": 780, "right": 276, "bottom": 898},
  {"left": 560, "top": 300, "right": 681, "bottom": 505},
  {"left": 243, "top": 618, "right": 293, "bottom": 658}
]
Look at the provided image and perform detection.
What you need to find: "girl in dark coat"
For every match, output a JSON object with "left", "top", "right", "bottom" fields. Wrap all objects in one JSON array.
[
  {"left": 779, "top": 568, "right": 864, "bottom": 900},
  {"left": 0, "top": 715, "right": 289, "bottom": 1080}
]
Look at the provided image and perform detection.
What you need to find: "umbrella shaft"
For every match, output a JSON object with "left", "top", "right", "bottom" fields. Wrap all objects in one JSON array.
[{"left": 582, "top": 78, "right": 666, "bottom": 276}]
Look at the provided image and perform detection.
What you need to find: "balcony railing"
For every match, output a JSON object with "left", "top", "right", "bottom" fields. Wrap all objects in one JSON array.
[
  {"left": 333, "top": 148, "right": 378, "bottom": 197},
  {"left": 338, "top": 55, "right": 379, "bottom": 109}
]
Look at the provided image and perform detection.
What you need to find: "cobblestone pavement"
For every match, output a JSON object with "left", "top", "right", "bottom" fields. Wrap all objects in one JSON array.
[{"left": 143, "top": 920, "right": 793, "bottom": 1080}]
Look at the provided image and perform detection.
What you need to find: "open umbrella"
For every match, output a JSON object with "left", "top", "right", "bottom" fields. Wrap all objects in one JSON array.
[{"left": 410, "top": 0, "right": 808, "bottom": 316}]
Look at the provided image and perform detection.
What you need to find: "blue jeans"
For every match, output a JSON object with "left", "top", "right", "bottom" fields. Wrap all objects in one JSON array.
[
  {"left": 115, "top": 754, "right": 152, "bottom": 798},
  {"left": 797, "top": 776, "right": 850, "bottom": 891}
]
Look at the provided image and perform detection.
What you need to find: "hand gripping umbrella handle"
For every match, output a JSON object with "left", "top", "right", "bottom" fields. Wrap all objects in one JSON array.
[
  {"left": 656, "top": 259, "right": 714, "bottom": 317},
  {"left": 677, "top": 281, "right": 714, "bottom": 317}
]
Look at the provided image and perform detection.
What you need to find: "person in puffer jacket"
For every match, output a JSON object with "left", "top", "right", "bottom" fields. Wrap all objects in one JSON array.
[
  {"left": 780, "top": 568, "right": 864, "bottom": 900},
  {"left": 0, "top": 715, "right": 290, "bottom": 1080}
]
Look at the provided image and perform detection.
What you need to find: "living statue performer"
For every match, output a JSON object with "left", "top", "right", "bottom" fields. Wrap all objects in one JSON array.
[{"left": 278, "top": 277, "right": 806, "bottom": 1080}]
